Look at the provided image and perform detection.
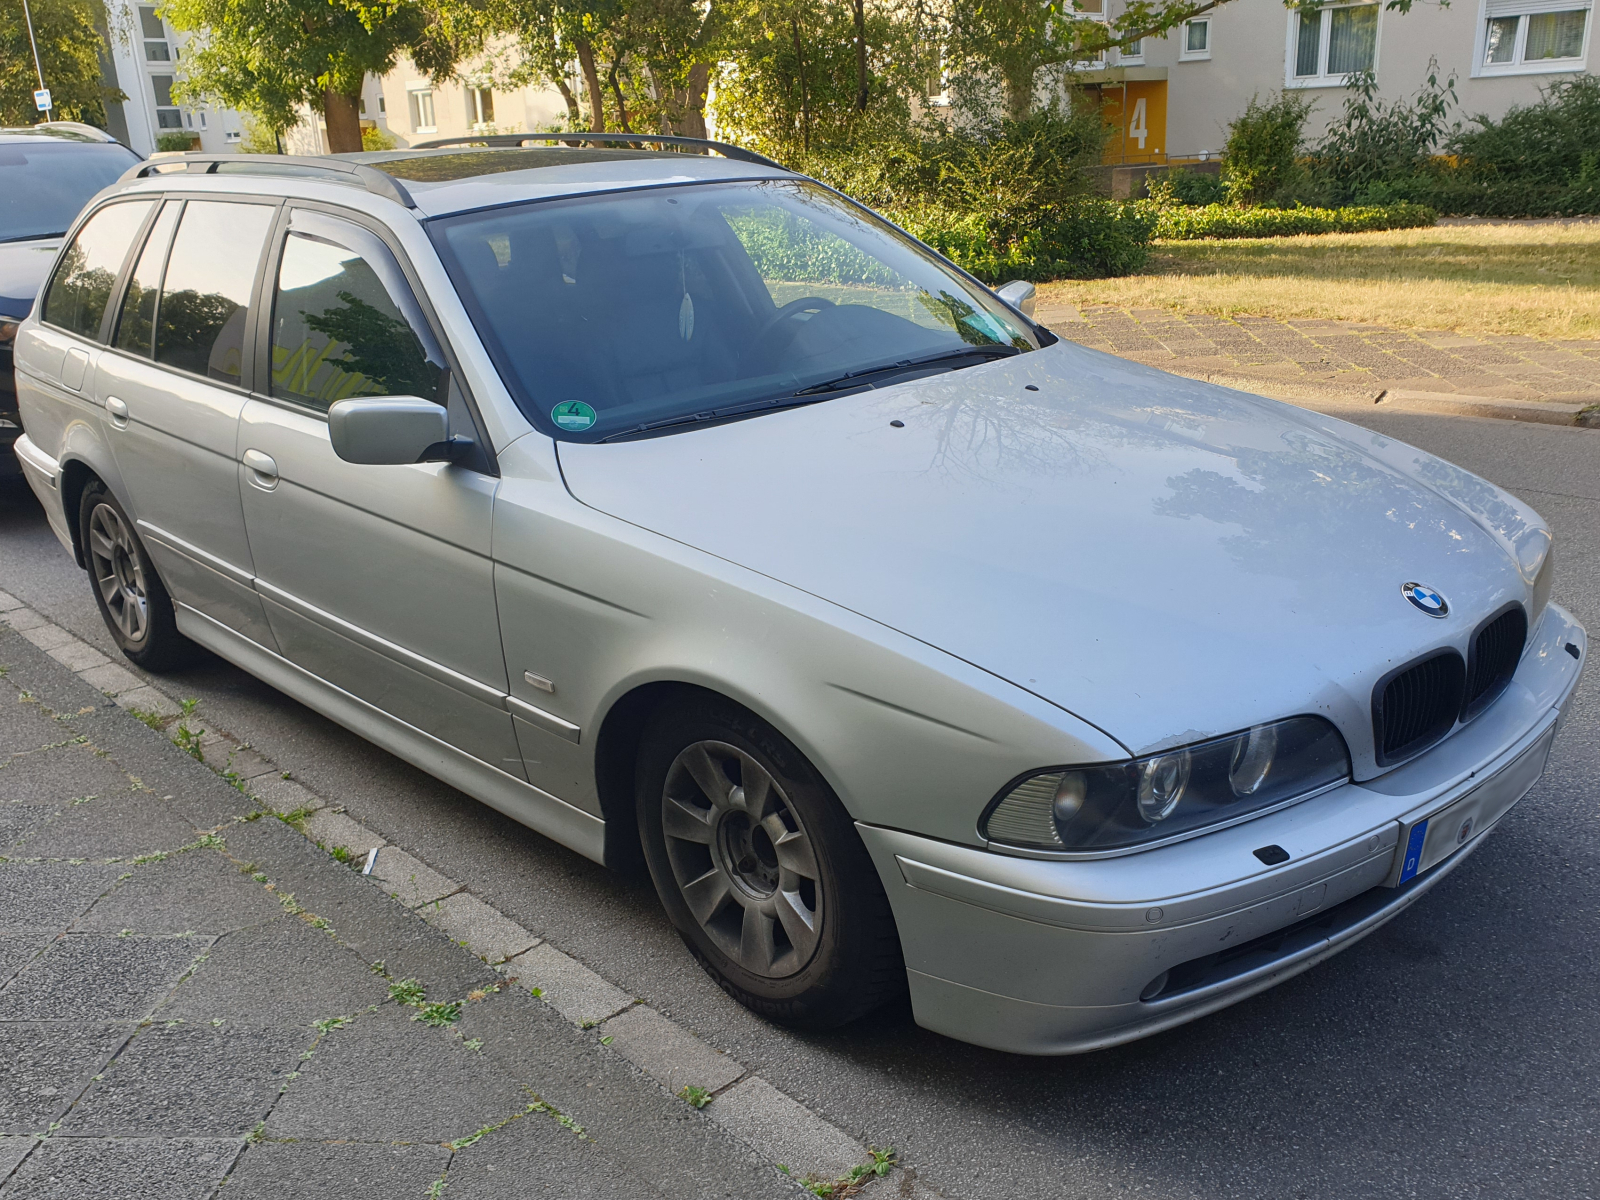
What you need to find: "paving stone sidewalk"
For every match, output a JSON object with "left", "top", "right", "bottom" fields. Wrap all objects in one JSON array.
[
  {"left": 0, "top": 623, "right": 825, "bottom": 1200},
  {"left": 1038, "top": 301, "right": 1600, "bottom": 424}
]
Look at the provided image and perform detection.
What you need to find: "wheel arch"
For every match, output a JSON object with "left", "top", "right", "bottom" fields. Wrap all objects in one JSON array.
[{"left": 58, "top": 456, "right": 99, "bottom": 568}]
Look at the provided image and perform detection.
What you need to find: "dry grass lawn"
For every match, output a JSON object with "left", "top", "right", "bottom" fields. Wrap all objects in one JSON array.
[{"left": 1040, "top": 221, "right": 1600, "bottom": 339}]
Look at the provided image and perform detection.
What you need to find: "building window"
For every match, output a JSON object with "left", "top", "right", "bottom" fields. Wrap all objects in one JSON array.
[
  {"left": 379, "top": 96, "right": 386, "bottom": 114},
  {"left": 1070, "top": 0, "right": 1110, "bottom": 68},
  {"left": 1291, "top": 3, "right": 1378, "bottom": 83},
  {"left": 408, "top": 88, "right": 436, "bottom": 132},
  {"left": 1119, "top": 36, "right": 1144, "bottom": 62},
  {"left": 1477, "top": 2, "right": 1589, "bottom": 73},
  {"left": 1181, "top": 17, "right": 1211, "bottom": 59},
  {"left": 466, "top": 86, "right": 494, "bottom": 128},
  {"left": 144, "top": 41, "right": 170, "bottom": 61},
  {"left": 137, "top": 5, "right": 164, "bottom": 38}
]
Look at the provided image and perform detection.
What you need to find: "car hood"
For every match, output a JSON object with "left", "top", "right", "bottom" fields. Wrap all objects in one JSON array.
[
  {"left": 557, "top": 340, "right": 1545, "bottom": 769},
  {"left": 0, "top": 237, "right": 61, "bottom": 319}
]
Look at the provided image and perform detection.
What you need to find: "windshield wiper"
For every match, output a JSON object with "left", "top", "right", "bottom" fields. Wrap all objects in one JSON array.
[
  {"left": 791, "top": 343, "right": 1021, "bottom": 397},
  {"left": 596, "top": 394, "right": 833, "bottom": 444},
  {"left": 593, "top": 343, "right": 1022, "bottom": 444}
]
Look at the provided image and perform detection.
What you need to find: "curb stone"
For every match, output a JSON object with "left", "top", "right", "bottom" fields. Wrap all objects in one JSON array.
[{"left": 0, "top": 591, "right": 924, "bottom": 1196}]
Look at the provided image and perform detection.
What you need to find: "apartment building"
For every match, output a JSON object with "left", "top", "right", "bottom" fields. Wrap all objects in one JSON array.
[
  {"left": 1081, "top": 0, "right": 1593, "bottom": 162},
  {"left": 98, "top": 0, "right": 247, "bottom": 156}
]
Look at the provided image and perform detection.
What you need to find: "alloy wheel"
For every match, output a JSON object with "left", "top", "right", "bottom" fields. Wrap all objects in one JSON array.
[
  {"left": 661, "top": 740, "right": 823, "bottom": 979},
  {"left": 87, "top": 502, "right": 149, "bottom": 644}
]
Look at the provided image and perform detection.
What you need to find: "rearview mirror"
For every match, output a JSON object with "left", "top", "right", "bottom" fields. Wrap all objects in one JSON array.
[
  {"left": 328, "top": 396, "right": 450, "bottom": 465},
  {"left": 995, "top": 279, "right": 1037, "bottom": 318}
]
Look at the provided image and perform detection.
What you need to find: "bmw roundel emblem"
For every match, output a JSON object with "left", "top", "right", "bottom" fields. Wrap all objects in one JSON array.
[{"left": 1402, "top": 582, "right": 1449, "bottom": 618}]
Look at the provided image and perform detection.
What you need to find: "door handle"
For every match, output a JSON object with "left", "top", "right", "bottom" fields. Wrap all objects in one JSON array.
[
  {"left": 105, "top": 396, "right": 129, "bottom": 428},
  {"left": 242, "top": 448, "right": 279, "bottom": 490}
]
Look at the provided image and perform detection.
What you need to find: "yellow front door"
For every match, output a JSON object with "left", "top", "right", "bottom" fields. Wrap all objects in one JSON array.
[{"left": 1100, "top": 80, "right": 1168, "bottom": 164}]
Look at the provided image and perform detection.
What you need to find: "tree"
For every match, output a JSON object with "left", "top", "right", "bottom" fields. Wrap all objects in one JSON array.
[
  {"left": 164, "top": 0, "right": 466, "bottom": 152},
  {"left": 0, "top": 0, "right": 124, "bottom": 127}
]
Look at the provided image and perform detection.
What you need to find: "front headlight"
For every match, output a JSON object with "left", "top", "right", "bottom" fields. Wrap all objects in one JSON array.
[
  {"left": 0, "top": 318, "right": 19, "bottom": 347},
  {"left": 981, "top": 716, "right": 1351, "bottom": 854}
]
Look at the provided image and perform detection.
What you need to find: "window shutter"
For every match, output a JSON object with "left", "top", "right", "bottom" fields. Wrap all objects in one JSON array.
[{"left": 1484, "top": 0, "right": 1588, "bottom": 17}]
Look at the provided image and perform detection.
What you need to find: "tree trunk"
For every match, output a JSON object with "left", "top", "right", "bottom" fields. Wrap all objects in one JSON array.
[
  {"left": 1004, "top": 65, "right": 1035, "bottom": 122},
  {"left": 322, "top": 88, "right": 363, "bottom": 154},
  {"left": 671, "top": 62, "right": 711, "bottom": 139},
  {"left": 790, "top": 18, "right": 810, "bottom": 152},
  {"left": 607, "top": 60, "right": 632, "bottom": 132},
  {"left": 853, "top": 0, "right": 869, "bottom": 112},
  {"left": 575, "top": 40, "right": 606, "bottom": 132},
  {"left": 555, "top": 77, "right": 581, "bottom": 128}
]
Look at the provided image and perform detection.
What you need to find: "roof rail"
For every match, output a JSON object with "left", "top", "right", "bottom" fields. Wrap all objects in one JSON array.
[
  {"left": 411, "top": 132, "right": 786, "bottom": 172},
  {"left": 115, "top": 154, "right": 416, "bottom": 209}
]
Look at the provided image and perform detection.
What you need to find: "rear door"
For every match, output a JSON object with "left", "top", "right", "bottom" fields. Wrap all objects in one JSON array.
[
  {"left": 237, "top": 206, "right": 522, "bottom": 776},
  {"left": 98, "top": 196, "right": 279, "bottom": 645}
]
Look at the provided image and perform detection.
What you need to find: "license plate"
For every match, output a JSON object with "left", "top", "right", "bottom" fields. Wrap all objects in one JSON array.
[{"left": 1389, "top": 724, "right": 1556, "bottom": 886}]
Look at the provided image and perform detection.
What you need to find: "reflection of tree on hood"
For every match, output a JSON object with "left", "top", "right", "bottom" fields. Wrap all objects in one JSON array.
[{"left": 305, "top": 291, "right": 440, "bottom": 400}]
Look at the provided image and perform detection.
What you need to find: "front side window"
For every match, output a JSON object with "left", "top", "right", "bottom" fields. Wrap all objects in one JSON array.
[
  {"left": 270, "top": 213, "right": 443, "bottom": 410},
  {"left": 1482, "top": 5, "right": 1588, "bottom": 68},
  {"left": 1292, "top": 3, "right": 1378, "bottom": 80},
  {"left": 433, "top": 178, "right": 1039, "bottom": 442},
  {"left": 154, "top": 200, "right": 273, "bottom": 383},
  {"left": 41, "top": 201, "right": 154, "bottom": 338}
]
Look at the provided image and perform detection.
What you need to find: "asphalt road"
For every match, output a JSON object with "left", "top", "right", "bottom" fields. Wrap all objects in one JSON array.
[{"left": 3, "top": 402, "right": 1596, "bottom": 1200}]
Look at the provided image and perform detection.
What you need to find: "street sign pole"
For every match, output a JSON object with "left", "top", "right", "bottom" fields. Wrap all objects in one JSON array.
[{"left": 19, "top": 0, "right": 54, "bottom": 122}]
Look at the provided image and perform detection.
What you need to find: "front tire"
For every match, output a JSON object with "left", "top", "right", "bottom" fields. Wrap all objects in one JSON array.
[
  {"left": 78, "top": 480, "right": 194, "bottom": 672},
  {"left": 637, "top": 694, "right": 904, "bottom": 1029}
]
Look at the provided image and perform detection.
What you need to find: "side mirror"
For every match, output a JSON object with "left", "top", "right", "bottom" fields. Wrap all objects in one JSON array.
[
  {"left": 328, "top": 396, "right": 450, "bottom": 465},
  {"left": 995, "top": 279, "right": 1037, "bottom": 319}
]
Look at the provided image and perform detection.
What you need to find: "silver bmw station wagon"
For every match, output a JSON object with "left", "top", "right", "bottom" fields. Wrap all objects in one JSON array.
[{"left": 11, "top": 138, "right": 1586, "bottom": 1054}]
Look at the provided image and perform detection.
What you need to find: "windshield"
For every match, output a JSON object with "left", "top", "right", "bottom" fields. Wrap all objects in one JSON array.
[
  {"left": 0, "top": 140, "right": 140, "bottom": 243},
  {"left": 431, "top": 179, "right": 1040, "bottom": 441}
]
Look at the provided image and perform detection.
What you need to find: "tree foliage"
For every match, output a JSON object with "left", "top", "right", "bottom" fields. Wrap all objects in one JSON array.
[
  {"left": 163, "top": 0, "right": 466, "bottom": 150},
  {"left": 0, "top": 0, "right": 124, "bottom": 127}
]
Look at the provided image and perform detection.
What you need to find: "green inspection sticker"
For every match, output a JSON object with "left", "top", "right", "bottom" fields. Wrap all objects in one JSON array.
[{"left": 551, "top": 400, "right": 597, "bottom": 431}]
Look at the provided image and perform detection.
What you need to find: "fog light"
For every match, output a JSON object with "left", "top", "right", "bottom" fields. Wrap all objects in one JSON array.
[
  {"left": 1137, "top": 751, "right": 1191, "bottom": 823},
  {"left": 1228, "top": 724, "right": 1278, "bottom": 796},
  {"left": 1052, "top": 772, "right": 1087, "bottom": 824}
]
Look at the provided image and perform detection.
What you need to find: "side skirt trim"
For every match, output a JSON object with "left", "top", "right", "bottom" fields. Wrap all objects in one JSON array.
[{"left": 174, "top": 601, "right": 607, "bottom": 864}]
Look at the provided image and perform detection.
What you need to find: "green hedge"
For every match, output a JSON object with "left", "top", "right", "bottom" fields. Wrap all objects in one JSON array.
[
  {"left": 1153, "top": 202, "right": 1437, "bottom": 240},
  {"left": 896, "top": 200, "right": 1158, "bottom": 282}
]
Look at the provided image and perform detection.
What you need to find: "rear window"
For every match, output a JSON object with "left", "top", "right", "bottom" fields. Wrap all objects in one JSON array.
[{"left": 0, "top": 141, "right": 141, "bottom": 244}]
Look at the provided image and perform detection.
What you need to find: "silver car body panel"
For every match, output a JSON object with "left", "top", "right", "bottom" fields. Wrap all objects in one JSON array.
[{"left": 10, "top": 164, "right": 1589, "bottom": 1054}]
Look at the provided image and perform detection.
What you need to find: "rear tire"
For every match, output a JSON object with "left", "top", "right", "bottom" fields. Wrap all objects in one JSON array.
[
  {"left": 78, "top": 480, "right": 195, "bottom": 672},
  {"left": 637, "top": 694, "right": 904, "bottom": 1029}
]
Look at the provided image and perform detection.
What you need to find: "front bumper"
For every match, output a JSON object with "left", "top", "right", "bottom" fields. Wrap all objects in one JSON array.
[{"left": 860, "top": 603, "right": 1587, "bottom": 1055}]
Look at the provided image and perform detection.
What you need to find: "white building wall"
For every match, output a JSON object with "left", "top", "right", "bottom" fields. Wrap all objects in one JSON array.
[{"left": 102, "top": 0, "right": 247, "bottom": 156}]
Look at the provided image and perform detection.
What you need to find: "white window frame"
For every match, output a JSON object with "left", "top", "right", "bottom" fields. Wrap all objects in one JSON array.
[
  {"left": 1066, "top": 0, "right": 1111, "bottom": 71},
  {"left": 466, "top": 85, "right": 495, "bottom": 129},
  {"left": 1285, "top": 1, "right": 1383, "bottom": 87},
  {"left": 407, "top": 84, "right": 437, "bottom": 134},
  {"left": 1471, "top": 0, "right": 1591, "bottom": 75},
  {"left": 1179, "top": 17, "right": 1212, "bottom": 60}
]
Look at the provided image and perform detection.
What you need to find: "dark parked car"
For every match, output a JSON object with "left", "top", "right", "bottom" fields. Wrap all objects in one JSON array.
[{"left": 1, "top": 123, "right": 140, "bottom": 472}]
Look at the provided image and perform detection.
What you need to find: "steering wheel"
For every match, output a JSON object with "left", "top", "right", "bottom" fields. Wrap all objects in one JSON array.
[{"left": 756, "top": 295, "right": 836, "bottom": 342}]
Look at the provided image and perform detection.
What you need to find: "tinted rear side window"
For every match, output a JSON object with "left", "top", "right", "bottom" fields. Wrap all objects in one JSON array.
[
  {"left": 155, "top": 200, "right": 274, "bottom": 384},
  {"left": 41, "top": 200, "right": 153, "bottom": 338},
  {"left": 113, "top": 200, "right": 181, "bottom": 357}
]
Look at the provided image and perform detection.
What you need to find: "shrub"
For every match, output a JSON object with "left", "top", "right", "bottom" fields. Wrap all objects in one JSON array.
[
  {"left": 362, "top": 125, "right": 398, "bottom": 152},
  {"left": 1309, "top": 64, "right": 1458, "bottom": 205},
  {"left": 155, "top": 132, "right": 194, "bottom": 152},
  {"left": 1145, "top": 168, "right": 1226, "bottom": 207},
  {"left": 901, "top": 199, "right": 1157, "bottom": 281},
  {"left": 1221, "top": 92, "right": 1314, "bottom": 207},
  {"left": 1153, "top": 202, "right": 1437, "bottom": 240},
  {"left": 238, "top": 117, "right": 279, "bottom": 155}
]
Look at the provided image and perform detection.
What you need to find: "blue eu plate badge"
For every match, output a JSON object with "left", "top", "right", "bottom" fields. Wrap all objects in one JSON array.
[{"left": 1398, "top": 819, "right": 1429, "bottom": 883}]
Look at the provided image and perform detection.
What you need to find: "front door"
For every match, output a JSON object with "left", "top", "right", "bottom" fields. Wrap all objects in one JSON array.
[
  {"left": 97, "top": 196, "right": 279, "bottom": 645},
  {"left": 237, "top": 207, "right": 523, "bottom": 777}
]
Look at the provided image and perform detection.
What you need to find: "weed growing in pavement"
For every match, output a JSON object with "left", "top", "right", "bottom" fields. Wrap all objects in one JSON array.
[
  {"left": 414, "top": 1001, "right": 463, "bottom": 1027},
  {"left": 221, "top": 769, "right": 248, "bottom": 794},
  {"left": 800, "top": 1148, "right": 898, "bottom": 1198},
  {"left": 127, "top": 707, "right": 166, "bottom": 732},
  {"left": 599, "top": 1035, "right": 614, "bottom": 1045},
  {"left": 388, "top": 978, "right": 426, "bottom": 1006},
  {"left": 274, "top": 806, "right": 316, "bottom": 833},
  {"left": 180, "top": 697, "right": 200, "bottom": 716},
  {"left": 679, "top": 1085, "right": 711, "bottom": 1109},
  {"left": 426, "top": 1179, "right": 448, "bottom": 1199},
  {"left": 172, "top": 722, "right": 205, "bottom": 761},
  {"left": 369, "top": 960, "right": 388, "bottom": 976}
]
